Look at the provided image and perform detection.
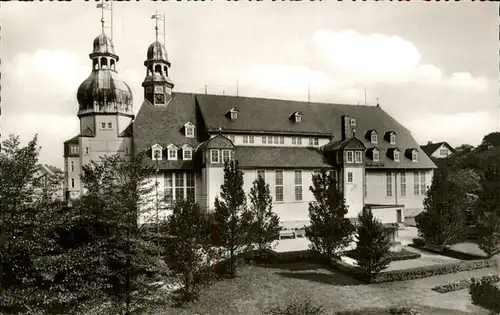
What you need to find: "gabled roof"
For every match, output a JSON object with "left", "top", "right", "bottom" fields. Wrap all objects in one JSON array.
[
  {"left": 236, "top": 146, "right": 330, "bottom": 169},
  {"left": 420, "top": 141, "right": 456, "bottom": 156},
  {"left": 151, "top": 143, "right": 163, "bottom": 149},
  {"left": 64, "top": 135, "right": 79, "bottom": 144},
  {"left": 197, "top": 134, "right": 234, "bottom": 151},
  {"left": 166, "top": 143, "right": 178, "bottom": 149},
  {"left": 323, "top": 137, "right": 366, "bottom": 151},
  {"left": 181, "top": 143, "right": 193, "bottom": 149}
]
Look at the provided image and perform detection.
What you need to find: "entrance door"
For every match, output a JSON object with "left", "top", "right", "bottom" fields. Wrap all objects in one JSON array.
[{"left": 396, "top": 209, "right": 402, "bottom": 223}]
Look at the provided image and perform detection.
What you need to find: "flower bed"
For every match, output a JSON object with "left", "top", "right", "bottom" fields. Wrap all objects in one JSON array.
[
  {"left": 344, "top": 248, "right": 421, "bottom": 262},
  {"left": 470, "top": 276, "right": 500, "bottom": 313},
  {"left": 432, "top": 274, "right": 500, "bottom": 293}
]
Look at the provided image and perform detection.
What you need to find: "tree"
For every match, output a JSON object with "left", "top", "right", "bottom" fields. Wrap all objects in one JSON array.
[
  {"left": 242, "top": 175, "right": 281, "bottom": 255},
  {"left": 213, "top": 160, "right": 247, "bottom": 278},
  {"left": 305, "top": 170, "right": 354, "bottom": 260},
  {"left": 355, "top": 208, "right": 391, "bottom": 277},
  {"left": 0, "top": 134, "right": 68, "bottom": 314},
  {"left": 474, "top": 161, "right": 500, "bottom": 258},
  {"left": 162, "top": 198, "right": 215, "bottom": 303},
  {"left": 416, "top": 167, "right": 467, "bottom": 246}
]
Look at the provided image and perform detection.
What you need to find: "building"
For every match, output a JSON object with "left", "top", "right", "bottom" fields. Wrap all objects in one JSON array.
[
  {"left": 35, "top": 164, "right": 64, "bottom": 200},
  {"left": 420, "top": 141, "right": 456, "bottom": 159},
  {"left": 64, "top": 23, "right": 437, "bottom": 227}
]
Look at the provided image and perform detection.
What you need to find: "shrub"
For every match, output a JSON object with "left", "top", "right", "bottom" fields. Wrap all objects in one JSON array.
[
  {"left": 432, "top": 274, "right": 500, "bottom": 293},
  {"left": 412, "top": 238, "right": 425, "bottom": 247},
  {"left": 388, "top": 306, "right": 422, "bottom": 315},
  {"left": 345, "top": 248, "right": 421, "bottom": 262},
  {"left": 470, "top": 276, "right": 500, "bottom": 313},
  {"left": 267, "top": 300, "right": 324, "bottom": 315}
]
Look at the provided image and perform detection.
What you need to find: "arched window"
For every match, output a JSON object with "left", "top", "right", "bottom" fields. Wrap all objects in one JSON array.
[
  {"left": 110, "top": 59, "right": 115, "bottom": 70},
  {"left": 93, "top": 59, "right": 98, "bottom": 70},
  {"left": 154, "top": 64, "right": 162, "bottom": 74},
  {"left": 100, "top": 57, "right": 108, "bottom": 69},
  {"left": 163, "top": 66, "right": 168, "bottom": 76}
]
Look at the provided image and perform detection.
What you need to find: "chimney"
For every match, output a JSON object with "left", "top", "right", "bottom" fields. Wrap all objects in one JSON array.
[
  {"left": 427, "top": 141, "right": 433, "bottom": 145},
  {"left": 342, "top": 116, "right": 353, "bottom": 140}
]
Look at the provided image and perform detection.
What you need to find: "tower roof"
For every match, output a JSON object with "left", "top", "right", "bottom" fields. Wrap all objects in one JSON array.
[
  {"left": 93, "top": 32, "right": 115, "bottom": 55},
  {"left": 146, "top": 41, "right": 169, "bottom": 64}
]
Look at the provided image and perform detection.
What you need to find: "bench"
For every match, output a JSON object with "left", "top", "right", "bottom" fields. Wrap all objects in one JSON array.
[{"left": 279, "top": 230, "right": 296, "bottom": 240}]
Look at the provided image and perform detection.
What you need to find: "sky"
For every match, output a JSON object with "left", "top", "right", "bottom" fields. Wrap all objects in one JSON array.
[{"left": 2, "top": 2, "right": 498, "bottom": 169}]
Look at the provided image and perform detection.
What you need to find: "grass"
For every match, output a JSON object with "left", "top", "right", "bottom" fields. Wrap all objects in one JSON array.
[{"left": 146, "top": 261, "right": 495, "bottom": 315}]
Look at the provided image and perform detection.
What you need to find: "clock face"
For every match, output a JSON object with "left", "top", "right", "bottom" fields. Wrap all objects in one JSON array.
[
  {"left": 154, "top": 93, "right": 165, "bottom": 105},
  {"left": 154, "top": 86, "right": 164, "bottom": 93}
]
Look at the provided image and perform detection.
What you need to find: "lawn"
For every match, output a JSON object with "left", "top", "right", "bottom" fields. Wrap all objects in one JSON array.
[{"left": 149, "top": 261, "right": 495, "bottom": 315}]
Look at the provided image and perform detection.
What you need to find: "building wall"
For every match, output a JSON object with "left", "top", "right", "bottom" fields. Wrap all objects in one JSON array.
[
  {"left": 207, "top": 166, "right": 225, "bottom": 211},
  {"left": 431, "top": 144, "right": 452, "bottom": 159},
  {"left": 65, "top": 156, "right": 81, "bottom": 198},
  {"left": 364, "top": 169, "right": 434, "bottom": 218},
  {"left": 371, "top": 207, "right": 401, "bottom": 224},
  {"left": 343, "top": 166, "right": 364, "bottom": 218}
]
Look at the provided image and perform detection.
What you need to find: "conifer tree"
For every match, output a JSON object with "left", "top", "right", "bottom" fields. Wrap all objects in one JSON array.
[
  {"left": 474, "top": 161, "right": 500, "bottom": 258},
  {"left": 213, "top": 160, "right": 247, "bottom": 278},
  {"left": 163, "top": 198, "right": 215, "bottom": 303},
  {"left": 355, "top": 208, "right": 391, "bottom": 276},
  {"left": 242, "top": 175, "right": 281, "bottom": 255},
  {"left": 416, "top": 167, "right": 466, "bottom": 246},
  {"left": 305, "top": 169, "right": 354, "bottom": 259}
]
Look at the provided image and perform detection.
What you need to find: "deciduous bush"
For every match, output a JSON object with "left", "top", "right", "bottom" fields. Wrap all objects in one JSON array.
[
  {"left": 266, "top": 299, "right": 324, "bottom": 315},
  {"left": 470, "top": 276, "right": 500, "bottom": 313}
]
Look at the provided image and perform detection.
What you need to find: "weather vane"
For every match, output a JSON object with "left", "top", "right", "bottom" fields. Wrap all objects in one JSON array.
[
  {"left": 151, "top": 10, "right": 166, "bottom": 45},
  {"left": 96, "top": 0, "right": 113, "bottom": 39}
]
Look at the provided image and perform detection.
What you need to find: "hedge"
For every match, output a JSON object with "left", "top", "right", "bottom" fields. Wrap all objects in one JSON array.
[
  {"left": 329, "top": 257, "right": 497, "bottom": 284},
  {"left": 344, "top": 248, "right": 421, "bottom": 262},
  {"left": 470, "top": 276, "right": 500, "bottom": 313},
  {"left": 410, "top": 240, "right": 486, "bottom": 260},
  {"left": 432, "top": 274, "right": 500, "bottom": 293}
]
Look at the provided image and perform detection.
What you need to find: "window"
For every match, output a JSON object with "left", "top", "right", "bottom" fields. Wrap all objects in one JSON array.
[
  {"left": 164, "top": 173, "right": 173, "bottom": 203},
  {"left": 183, "top": 148, "right": 192, "bottom": 160},
  {"left": 294, "top": 170, "right": 302, "bottom": 201},
  {"left": 210, "top": 149, "right": 220, "bottom": 164},
  {"left": 275, "top": 170, "right": 283, "bottom": 202},
  {"left": 296, "top": 115, "right": 302, "bottom": 123},
  {"left": 420, "top": 171, "right": 426, "bottom": 195},
  {"left": 346, "top": 151, "right": 354, "bottom": 163},
  {"left": 85, "top": 147, "right": 89, "bottom": 155},
  {"left": 363, "top": 172, "right": 367, "bottom": 198},
  {"left": 249, "top": 135, "right": 254, "bottom": 144},
  {"left": 186, "top": 127, "right": 194, "bottom": 138},
  {"left": 71, "top": 178, "right": 75, "bottom": 188},
  {"left": 413, "top": 172, "right": 420, "bottom": 196},
  {"left": 101, "top": 122, "right": 106, "bottom": 129},
  {"left": 439, "top": 149, "right": 448, "bottom": 156},
  {"left": 394, "top": 150, "right": 400, "bottom": 162},
  {"left": 292, "top": 137, "right": 302, "bottom": 145},
  {"left": 222, "top": 150, "right": 231, "bottom": 162},
  {"left": 373, "top": 150, "right": 380, "bottom": 162},
  {"left": 412, "top": 151, "right": 418, "bottom": 162},
  {"left": 355, "top": 151, "right": 362, "bottom": 163},
  {"left": 350, "top": 118, "right": 356, "bottom": 126},
  {"left": 125, "top": 147, "right": 129, "bottom": 155},
  {"left": 390, "top": 134, "right": 396, "bottom": 144},
  {"left": 386, "top": 172, "right": 392, "bottom": 197},
  {"left": 70, "top": 146, "right": 79, "bottom": 154},
  {"left": 347, "top": 172, "right": 353, "bottom": 183},
  {"left": 175, "top": 172, "right": 184, "bottom": 201},
  {"left": 309, "top": 137, "right": 319, "bottom": 146},
  {"left": 279, "top": 136, "right": 284, "bottom": 145},
  {"left": 168, "top": 149, "right": 177, "bottom": 160},
  {"left": 262, "top": 136, "right": 267, "bottom": 144},
  {"left": 371, "top": 133, "right": 378, "bottom": 144},
  {"left": 228, "top": 135, "right": 235, "bottom": 143},
  {"left": 70, "top": 161, "right": 75, "bottom": 172},
  {"left": 230, "top": 111, "right": 238, "bottom": 120},
  {"left": 274, "top": 136, "right": 279, "bottom": 144},
  {"left": 243, "top": 135, "right": 248, "bottom": 144},
  {"left": 186, "top": 172, "right": 195, "bottom": 200},
  {"left": 153, "top": 149, "right": 162, "bottom": 160},
  {"left": 257, "top": 169, "right": 265, "bottom": 181},
  {"left": 400, "top": 172, "right": 406, "bottom": 197},
  {"left": 108, "top": 122, "right": 112, "bottom": 129}
]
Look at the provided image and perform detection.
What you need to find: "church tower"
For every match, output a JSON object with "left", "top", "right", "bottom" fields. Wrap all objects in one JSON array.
[
  {"left": 142, "top": 13, "right": 174, "bottom": 106},
  {"left": 63, "top": 7, "right": 134, "bottom": 201}
]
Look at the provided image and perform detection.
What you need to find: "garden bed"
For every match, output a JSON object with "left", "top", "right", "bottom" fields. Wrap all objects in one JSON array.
[
  {"left": 344, "top": 248, "right": 421, "bottom": 262},
  {"left": 431, "top": 274, "right": 500, "bottom": 293},
  {"left": 410, "top": 238, "right": 486, "bottom": 260}
]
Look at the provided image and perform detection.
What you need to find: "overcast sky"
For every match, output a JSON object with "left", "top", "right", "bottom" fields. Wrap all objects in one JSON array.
[{"left": 2, "top": 2, "right": 498, "bottom": 168}]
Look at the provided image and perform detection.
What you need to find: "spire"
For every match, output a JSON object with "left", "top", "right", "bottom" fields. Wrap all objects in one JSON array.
[{"left": 96, "top": 1, "right": 112, "bottom": 39}]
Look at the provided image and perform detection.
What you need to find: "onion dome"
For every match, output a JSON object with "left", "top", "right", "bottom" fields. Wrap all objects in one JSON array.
[
  {"left": 147, "top": 41, "right": 170, "bottom": 65},
  {"left": 93, "top": 33, "right": 115, "bottom": 55}
]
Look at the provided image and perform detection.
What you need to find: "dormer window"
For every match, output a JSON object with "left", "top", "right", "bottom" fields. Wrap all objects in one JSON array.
[
  {"left": 182, "top": 144, "right": 193, "bottom": 160},
  {"left": 355, "top": 151, "right": 363, "bottom": 163},
  {"left": 350, "top": 118, "right": 356, "bottom": 126},
  {"left": 412, "top": 151, "right": 418, "bottom": 162},
  {"left": 184, "top": 122, "right": 195, "bottom": 138},
  {"left": 394, "top": 150, "right": 400, "bottom": 162},
  {"left": 290, "top": 111, "right": 303, "bottom": 124},
  {"left": 346, "top": 151, "right": 354, "bottom": 163},
  {"left": 151, "top": 143, "right": 163, "bottom": 160},
  {"left": 226, "top": 107, "right": 239, "bottom": 120},
  {"left": 166, "top": 144, "right": 178, "bottom": 161},
  {"left": 373, "top": 149, "right": 380, "bottom": 162},
  {"left": 385, "top": 131, "right": 397, "bottom": 144}
]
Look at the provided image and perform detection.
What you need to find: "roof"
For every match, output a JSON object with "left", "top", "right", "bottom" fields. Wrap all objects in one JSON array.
[
  {"left": 133, "top": 94, "right": 200, "bottom": 154},
  {"left": 235, "top": 146, "right": 330, "bottom": 169},
  {"left": 197, "top": 134, "right": 234, "bottom": 151},
  {"left": 323, "top": 138, "right": 366, "bottom": 151},
  {"left": 133, "top": 92, "right": 436, "bottom": 170},
  {"left": 64, "top": 135, "right": 79, "bottom": 144},
  {"left": 420, "top": 141, "right": 455, "bottom": 156}
]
